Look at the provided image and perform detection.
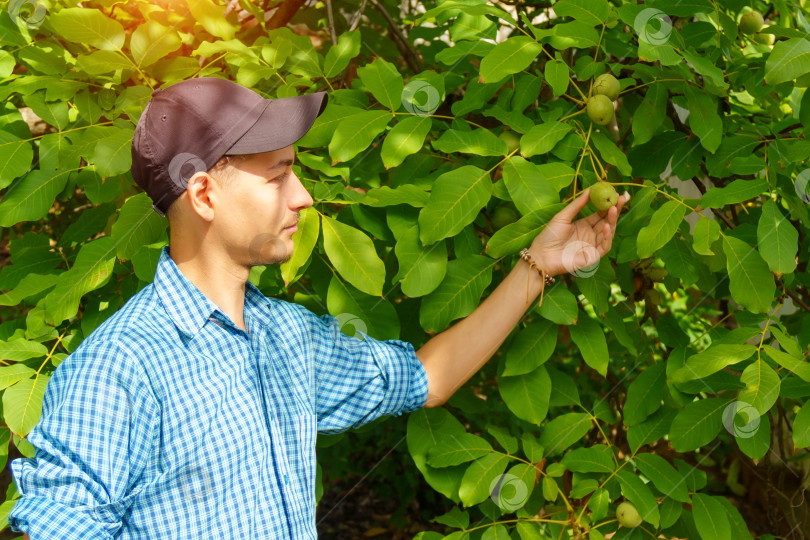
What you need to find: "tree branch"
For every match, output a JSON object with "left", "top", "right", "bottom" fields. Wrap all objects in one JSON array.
[{"left": 267, "top": 0, "right": 307, "bottom": 29}]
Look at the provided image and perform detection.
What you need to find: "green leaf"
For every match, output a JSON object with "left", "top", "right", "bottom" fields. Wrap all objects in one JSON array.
[
  {"left": 357, "top": 58, "right": 404, "bottom": 111},
  {"left": 722, "top": 236, "right": 775, "bottom": 314},
  {"left": 561, "top": 444, "right": 614, "bottom": 474},
  {"left": 632, "top": 83, "right": 667, "bottom": 146},
  {"left": 419, "top": 255, "right": 495, "bottom": 332},
  {"left": 43, "top": 237, "right": 117, "bottom": 325},
  {"left": 793, "top": 400, "right": 810, "bottom": 447},
  {"left": 757, "top": 199, "right": 798, "bottom": 274},
  {"left": 323, "top": 30, "right": 361, "bottom": 78},
  {"left": 49, "top": 7, "right": 125, "bottom": 50},
  {"left": 0, "top": 273, "right": 58, "bottom": 306},
  {"left": 75, "top": 50, "right": 133, "bottom": 75},
  {"left": 111, "top": 193, "right": 167, "bottom": 261},
  {"left": 616, "top": 469, "right": 660, "bottom": 527},
  {"left": 322, "top": 216, "right": 386, "bottom": 297},
  {"left": 569, "top": 312, "right": 609, "bottom": 376},
  {"left": 362, "top": 185, "right": 430, "bottom": 208},
  {"left": 537, "top": 285, "right": 578, "bottom": 325},
  {"left": 715, "top": 497, "right": 755, "bottom": 540},
  {"left": 280, "top": 206, "right": 320, "bottom": 285},
  {"left": 381, "top": 116, "right": 432, "bottom": 169},
  {"left": 700, "top": 178, "right": 768, "bottom": 209},
  {"left": 520, "top": 122, "right": 572, "bottom": 157},
  {"left": 762, "top": 344, "right": 810, "bottom": 382},
  {"left": 418, "top": 166, "right": 492, "bottom": 245},
  {"left": 684, "top": 85, "right": 722, "bottom": 153},
  {"left": 187, "top": 0, "right": 236, "bottom": 40},
  {"left": 3, "top": 374, "right": 49, "bottom": 437},
  {"left": 0, "top": 339, "right": 45, "bottom": 362},
  {"left": 692, "top": 217, "right": 720, "bottom": 256},
  {"left": 538, "top": 412, "right": 591, "bottom": 456},
  {"left": 634, "top": 453, "right": 690, "bottom": 503},
  {"left": 459, "top": 453, "right": 510, "bottom": 506},
  {"left": 502, "top": 318, "right": 557, "bottom": 376},
  {"left": 481, "top": 525, "right": 509, "bottom": 540},
  {"left": 550, "top": 21, "right": 599, "bottom": 49},
  {"left": 544, "top": 60, "right": 569, "bottom": 97},
  {"left": 328, "top": 110, "right": 392, "bottom": 164},
  {"left": 91, "top": 125, "right": 135, "bottom": 177},
  {"left": 432, "top": 128, "right": 507, "bottom": 156},
  {"left": 131, "top": 21, "right": 182, "bottom": 68},
  {"left": 0, "top": 169, "right": 70, "bottom": 227},
  {"left": 590, "top": 131, "right": 632, "bottom": 176},
  {"left": 681, "top": 49, "right": 728, "bottom": 90},
  {"left": 0, "top": 131, "right": 33, "bottom": 188},
  {"left": 407, "top": 408, "right": 467, "bottom": 501},
  {"left": 427, "top": 432, "right": 493, "bottom": 467},
  {"left": 623, "top": 363, "right": 666, "bottom": 426},
  {"left": 738, "top": 360, "right": 780, "bottom": 416},
  {"left": 325, "top": 275, "right": 400, "bottom": 340},
  {"left": 479, "top": 36, "right": 542, "bottom": 83},
  {"left": 393, "top": 226, "right": 447, "bottom": 298},
  {"left": 553, "top": 0, "right": 609, "bottom": 26},
  {"left": 502, "top": 156, "right": 560, "bottom": 215},
  {"left": 672, "top": 344, "right": 757, "bottom": 383},
  {"left": 636, "top": 200, "right": 687, "bottom": 258},
  {"left": 669, "top": 397, "right": 729, "bottom": 452},
  {"left": 692, "top": 494, "right": 731, "bottom": 540},
  {"left": 499, "top": 365, "right": 551, "bottom": 425},
  {"left": 627, "top": 407, "right": 677, "bottom": 453},
  {"left": 764, "top": 38, "right": 810, "bottom": 85}
]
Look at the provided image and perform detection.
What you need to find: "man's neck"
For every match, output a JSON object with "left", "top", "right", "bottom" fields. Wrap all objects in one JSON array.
[{"left": 167, "top": 243, "right": 249, "bottom": 332}]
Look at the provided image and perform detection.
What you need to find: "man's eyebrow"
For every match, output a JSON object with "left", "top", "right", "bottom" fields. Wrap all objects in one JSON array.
[{"left": 269, "top": 159, "right": 294, "bottom": 170}]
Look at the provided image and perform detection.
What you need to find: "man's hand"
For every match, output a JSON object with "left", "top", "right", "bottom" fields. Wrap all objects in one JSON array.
[{"left": 527, "top": 187, "right": 630, "bottom": 277}]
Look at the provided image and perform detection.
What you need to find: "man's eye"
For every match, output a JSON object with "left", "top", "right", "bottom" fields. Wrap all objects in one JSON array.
[{"left": 271, "top": 173, "right": 288, "bottom": 182}]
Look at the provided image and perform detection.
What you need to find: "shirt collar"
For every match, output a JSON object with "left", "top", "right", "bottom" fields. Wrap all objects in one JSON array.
[{"left": 153, "top": 245, "right": 269, "bottom": 338}]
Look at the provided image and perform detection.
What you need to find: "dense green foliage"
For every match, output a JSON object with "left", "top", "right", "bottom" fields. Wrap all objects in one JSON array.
[{"left": 1, "top": 0, "right": 810, "bottom": 537}]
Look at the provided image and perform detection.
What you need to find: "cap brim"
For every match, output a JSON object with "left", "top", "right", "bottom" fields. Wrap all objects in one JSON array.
[{"left": 225, "top": 91, "right": 329, "bottom": 155}]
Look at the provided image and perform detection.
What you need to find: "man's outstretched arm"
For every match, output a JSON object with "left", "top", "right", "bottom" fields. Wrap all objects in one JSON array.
[{"left": 416, "top": 188, "right": 630, "bottom": 406}]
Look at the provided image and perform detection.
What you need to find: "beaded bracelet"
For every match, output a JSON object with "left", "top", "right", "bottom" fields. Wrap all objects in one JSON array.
[{"left": 519, "top": 248, "right": 555, "bottom": 307}]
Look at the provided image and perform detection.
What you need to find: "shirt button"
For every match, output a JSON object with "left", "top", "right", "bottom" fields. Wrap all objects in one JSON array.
[{"left": 284, "top": 474, "right": 288, "bottom": 484}]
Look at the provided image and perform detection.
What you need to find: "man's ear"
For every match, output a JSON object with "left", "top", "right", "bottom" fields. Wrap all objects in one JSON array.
[{"left": 184, "top": 171, "right": 217, "bottom": 222}]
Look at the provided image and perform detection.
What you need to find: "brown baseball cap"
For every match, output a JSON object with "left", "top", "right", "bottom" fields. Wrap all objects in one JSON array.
[{"left": 131, "top": 77, "right": 328, "bottom": 216}]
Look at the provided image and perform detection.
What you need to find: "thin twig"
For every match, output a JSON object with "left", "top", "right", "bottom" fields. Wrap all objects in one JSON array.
[
  {"left": 326, "top": 0, "right": 337, "bottom": 45},
  {"left": 348, "top": 0, "right": 369, "bottom": 31}
]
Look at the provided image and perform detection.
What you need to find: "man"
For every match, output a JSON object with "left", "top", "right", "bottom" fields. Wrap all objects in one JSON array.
[{"left": 9, "top": 77, "right": 628, "bottom": 538}]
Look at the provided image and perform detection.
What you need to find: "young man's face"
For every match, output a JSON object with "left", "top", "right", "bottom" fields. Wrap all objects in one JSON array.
[{"left": 211, "top": 145, "right": 313, "bottom": 267}]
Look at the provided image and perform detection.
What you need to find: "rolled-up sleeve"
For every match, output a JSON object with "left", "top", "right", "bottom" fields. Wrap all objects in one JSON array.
[
  {"left": 308, "top": 311, "right": 428, "bottom": 434},
  {"left": 8, "top": 340, "right": 159, "bottom": 539}
]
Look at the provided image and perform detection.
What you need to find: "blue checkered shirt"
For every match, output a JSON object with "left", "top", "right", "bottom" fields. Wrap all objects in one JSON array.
[{"left": 9, "top": 245, "right": 429, "bottom": 538}]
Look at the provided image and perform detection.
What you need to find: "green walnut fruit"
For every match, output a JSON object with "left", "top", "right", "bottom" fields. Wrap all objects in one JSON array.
[
  {"left": 592, "top": 73, "right": 621, "bottom": 101},
  {"left": 739, "top": 11, "right": 764, "bottom": 34},
  {"left": 752, "top": 30, "right": 775, "bottom": 45},
  {"left": 590, "top": 182, "right": 618, "bottom": 211},
  {"left": 499, "top": 131, "right": 520, "bottom": 153},
  {"left": 492, "top": 205, "right": 520, "bottom": 228},
  {"left": 586, "top": 94, "right": 614, "bottom": 126},
  {"left": 616, "top": 502, "right": 643, "bottom": 528}
]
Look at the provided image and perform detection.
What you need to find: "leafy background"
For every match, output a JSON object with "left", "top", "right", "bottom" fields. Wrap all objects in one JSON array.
[{"left": 1, "top": 0, "right": 810, "bottom": 538}]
